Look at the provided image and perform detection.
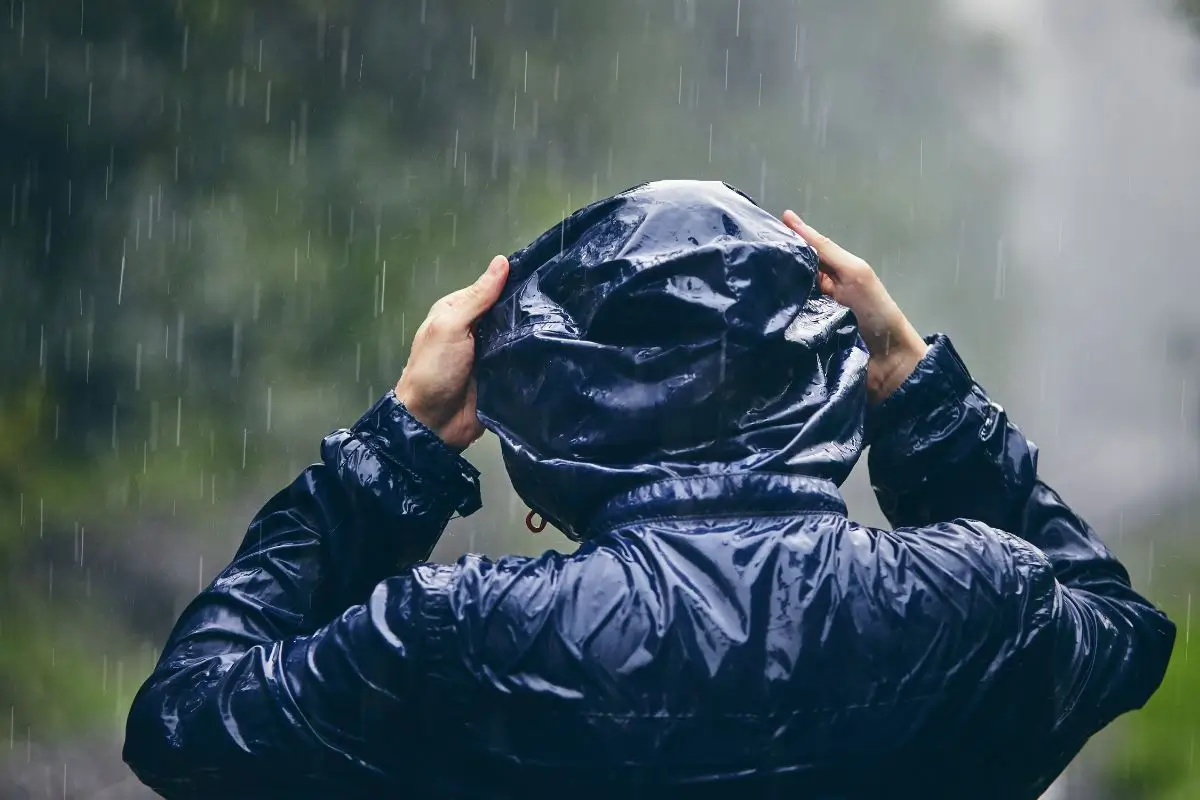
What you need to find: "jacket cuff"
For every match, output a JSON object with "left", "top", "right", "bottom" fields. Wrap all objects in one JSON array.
[
  {"left": 340, "top": 391, "right": 482, "bottom": 517},
  {"left": 864, "top": 334, "right": 974, "bottom": 445}
]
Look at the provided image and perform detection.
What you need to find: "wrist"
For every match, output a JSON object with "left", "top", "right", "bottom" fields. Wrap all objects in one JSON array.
[
  {"left": 339, "top": 390, "right": 483, "bottom": 519},
  {"left": 866, "top": 330, "right": 928, "bottom": 405},
  {"left": 393, "top": 383, "right": 477, "bottom": 452},
  {"left": 393, "top": 384, "right": 440, "bottom": 436}
]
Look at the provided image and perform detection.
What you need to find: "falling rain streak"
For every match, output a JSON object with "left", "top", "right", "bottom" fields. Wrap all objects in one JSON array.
[{"left": 0, "top": 1, "right": 1196, "bottom": 796}]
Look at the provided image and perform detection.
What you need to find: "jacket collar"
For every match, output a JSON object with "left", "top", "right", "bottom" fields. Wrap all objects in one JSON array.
[{"left": 585, "top": 472, "right": 848, "bottom": 537}]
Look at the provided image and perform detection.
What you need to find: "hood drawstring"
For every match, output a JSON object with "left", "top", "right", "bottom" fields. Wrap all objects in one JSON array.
[{"left": 525, "top": 510, "right": 548, "bottom": 533}]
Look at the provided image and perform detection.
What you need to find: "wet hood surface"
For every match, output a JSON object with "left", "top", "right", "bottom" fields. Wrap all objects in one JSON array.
[{"left": 475, "top": 179, "right": 868, "bottom": 539}]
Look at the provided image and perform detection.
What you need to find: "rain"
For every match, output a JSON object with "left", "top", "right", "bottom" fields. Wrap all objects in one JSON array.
[{"left": 1, "top": 0, "right": 1198, "bottom": 797}]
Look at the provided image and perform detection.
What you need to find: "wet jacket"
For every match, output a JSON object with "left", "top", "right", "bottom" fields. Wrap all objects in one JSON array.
[{"left": 124, "top": 181, "right": 1175, "bottom": 799}]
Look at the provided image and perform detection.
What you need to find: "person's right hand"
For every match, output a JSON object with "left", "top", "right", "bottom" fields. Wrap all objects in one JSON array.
[
  {"left": 394, "top": 255, "right": 510, "bottom": 451},
  {"left": 781, "top": 210, "right": 928, "bottom": 405}
]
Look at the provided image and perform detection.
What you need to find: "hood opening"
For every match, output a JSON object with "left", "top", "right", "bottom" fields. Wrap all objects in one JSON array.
[{"left": 475, "top": 180, "right": 868, "bottom": 541}]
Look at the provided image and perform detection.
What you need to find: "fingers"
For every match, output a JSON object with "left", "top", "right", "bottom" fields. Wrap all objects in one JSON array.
[
  {"left": 434, "top": 255, "right": 510, "bottom": 328},
  {"left": 781, "top": 210, "right": 859, "bottom": 278}
]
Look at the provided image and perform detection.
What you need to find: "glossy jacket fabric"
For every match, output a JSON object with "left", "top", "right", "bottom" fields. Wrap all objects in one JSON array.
[
  {"left": 124, "top": 181, "right": 1175, "bottom": 799},
  {"left": 474, "top": 180, "right": 866, "bottom": 541}
]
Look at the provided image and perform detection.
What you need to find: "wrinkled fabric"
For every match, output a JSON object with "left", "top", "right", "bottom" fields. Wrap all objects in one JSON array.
[
  {"left": 124, "top": 181, "right": 1174, "bottom": 800},
  {"left": 475, "top": 179, "right": 867, "bottom": 541}
]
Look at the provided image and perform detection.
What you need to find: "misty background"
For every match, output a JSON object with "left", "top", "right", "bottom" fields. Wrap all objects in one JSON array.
[{"left": 1, "top": 0, "right": 1197, "bottom": 797}]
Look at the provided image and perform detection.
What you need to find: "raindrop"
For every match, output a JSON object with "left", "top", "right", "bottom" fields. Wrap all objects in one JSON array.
[
  {"left": 176, "top": 311, "right": 186, "bottom": 368},
  {"left": 340, "top": 28, "right": 350, "bottom": 88},
  {"left": 380, "top": 261, "right": 388, "bottom": 313},
  {"left": 1185, "top": 593, "right": 1192, "bottom": 663},
  {"left": 993, "top": 238, "right": 1007, "bottom": 300}
]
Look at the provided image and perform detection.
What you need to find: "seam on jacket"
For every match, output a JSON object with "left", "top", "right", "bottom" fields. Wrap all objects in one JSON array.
[
  {"left": 590, "top": 472, "right": 847, "bottom": 503},
  {"left": 416, "top": 564, "right": 462, "bottom": 689},
  {"left": 587, "top": 473, "right": 847, "bottom": 536},
  {"left": 593, "top": 510, "right": 845, "bottom": 541}
]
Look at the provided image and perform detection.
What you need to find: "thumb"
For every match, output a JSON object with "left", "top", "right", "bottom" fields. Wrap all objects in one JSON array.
[{"left": 440, "top": 255, "right": 510, "bottom": 324}]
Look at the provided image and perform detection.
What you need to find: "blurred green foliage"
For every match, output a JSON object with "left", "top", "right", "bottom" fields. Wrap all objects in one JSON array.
[
  {"left": 1103, "top": 503, "right": 1200, "bottom": 800},
  {"left": 4, "top": 2, "right": 1193, "bottom": 798}
]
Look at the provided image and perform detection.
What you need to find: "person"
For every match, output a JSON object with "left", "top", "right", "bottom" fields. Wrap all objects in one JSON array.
[{"left": 123, "top": 180, "right": 1174, "bottom": 799}]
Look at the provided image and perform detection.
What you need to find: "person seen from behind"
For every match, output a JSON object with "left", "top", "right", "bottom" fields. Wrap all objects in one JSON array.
[{"left": 123, "top": 180, "right": 1175, "bottom": 799}]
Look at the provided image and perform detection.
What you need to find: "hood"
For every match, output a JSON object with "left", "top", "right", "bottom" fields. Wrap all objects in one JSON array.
[{"left": 475, "top": 179, "right": 867, "bottom": 541}]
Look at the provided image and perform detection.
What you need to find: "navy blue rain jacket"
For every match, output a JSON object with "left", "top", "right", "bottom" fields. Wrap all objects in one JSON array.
[{"left": 124, "top": 180, "right": 1175, "bottom": 799}]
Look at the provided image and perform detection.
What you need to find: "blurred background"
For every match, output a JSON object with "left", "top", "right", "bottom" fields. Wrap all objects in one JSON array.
[{"left": 0, "top": 0, "right": 1197, "bottom": 797}]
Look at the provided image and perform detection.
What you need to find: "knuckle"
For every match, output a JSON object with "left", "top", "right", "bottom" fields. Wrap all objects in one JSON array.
[
  {"left": 439, "top": 287, "right": 476, "bottom": 312},
  {"left": 424, "top": 315, "right": 451, "bottom": 337}
]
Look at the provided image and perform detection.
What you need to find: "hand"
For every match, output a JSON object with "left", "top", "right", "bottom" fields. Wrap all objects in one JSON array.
[
  {"left": 394, "top": 255, "right": 510, "bottom": 450},
  {"left": 781, "top": 211, "right": 928, "bottom": 405}
]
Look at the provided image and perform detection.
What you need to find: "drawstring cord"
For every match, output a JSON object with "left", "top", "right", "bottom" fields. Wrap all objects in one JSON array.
[{"left": 525, "top": 510, "right": 548, "bottom": 533}]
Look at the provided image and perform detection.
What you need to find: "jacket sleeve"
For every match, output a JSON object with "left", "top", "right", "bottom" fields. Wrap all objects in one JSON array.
[
  {"left": 122, "top": 391, "right": 483, "bottom": 798},
  {"left": 866, "top": 335, "right": 1176, "bottom": 783}
]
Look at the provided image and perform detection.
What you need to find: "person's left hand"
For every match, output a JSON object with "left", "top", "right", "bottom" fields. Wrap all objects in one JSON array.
[
  {"left": 780, "top": 210, "right": 927, "bottom": 405},
  {"left": 394, "top": 255, "right": 510, "bottom": 451}
]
